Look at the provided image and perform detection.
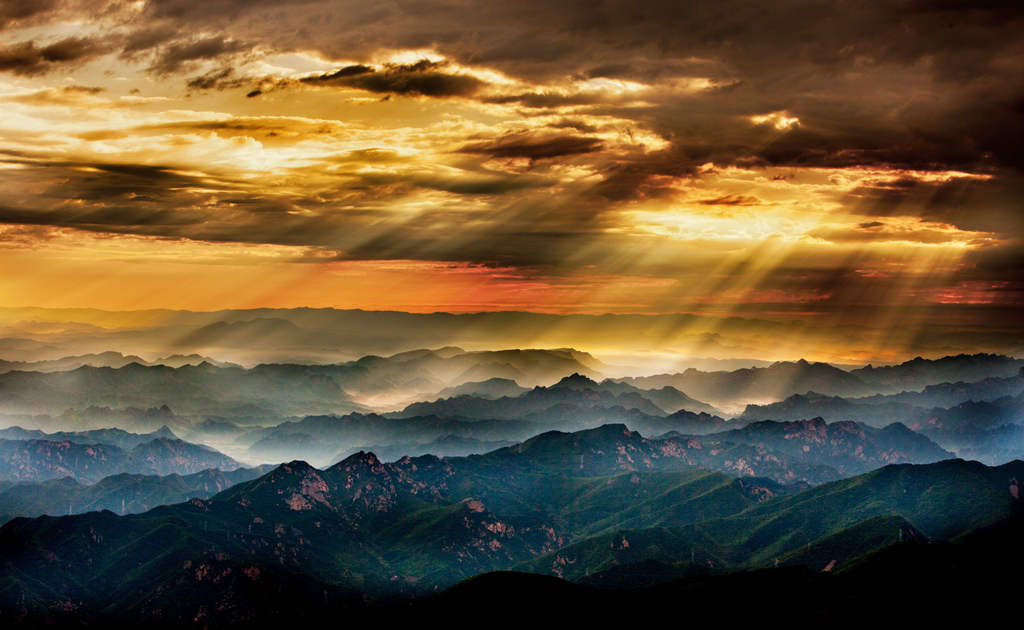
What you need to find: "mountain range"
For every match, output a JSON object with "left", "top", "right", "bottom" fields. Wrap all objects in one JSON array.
[
  {"left": 0, "top": 436, "right": 240, "bottom": 483},
  {"left": 0, "top": 421, "right": 1019, "bottom": 624},
  {"left": 1, "top": 347, "right": 1023, "bottom": 625},
  {"left": 0, "top": 466, "right": 272, "bottom": 525},
  {"left": 616, "top": 355, "right": 1024, "bottom": 408},
  {"left": 741, "top": 368, "right": 1024, "bottom": 425},
  {"left": 0, "top": 352, "right": 241, "bottom": 375}
]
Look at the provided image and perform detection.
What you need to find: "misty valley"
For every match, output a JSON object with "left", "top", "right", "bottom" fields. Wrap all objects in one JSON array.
[{"left": 1, "top": 340, "right": 1022, "bottom": 625}]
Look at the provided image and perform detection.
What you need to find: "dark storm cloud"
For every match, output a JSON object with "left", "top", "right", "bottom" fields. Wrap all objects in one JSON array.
[
  {"left": 963, "top": 239, "right": 1024, "bottom": 284},
  {"left": 457, "top": 132, "right": 604, "bottom": 160},
  {"left": 300, "top": 64, "right": 373, "bottom": 82},
  {"left": 294, "top": 60, "right": 485, "bottom": 97},
  {"left": 4, "top": 0, "right": 1023, "bottom": 302},
  {"left": 483, "top": 91, "right": 609, "bottom": 109},
  {"left": 0, "top": 156, "right": 310, "bottom": 241},
  {"left": 143, "top": 0, "right": 322, "bottom": 21},
  {"left": 336, "top": 171, "right": 551, "bottom": 197},
  {"left": 148, "top": 35, "right": 250, "bottom": 75},
  {"left": 135, "top": 1, "right": 1021, "bottom": 87},
  {"left": 0, "top": 36, "right": 114, "bottom": 75},
  {"left": 120, "top": 26, "right": 179, "bottom": 57},
  {"left": 0, "top": 153, "right": 561, "bottom": 262},
  {"left": 74, "top": 117, "right": 349, "bottom": 142},
  {"left": 14, "top": 1, "right": 1022, "bottom": 175},
  {"left": 587, "top": 146, "right": 703, "bottom": 202},
  {"left": 0, "top": 0, "right": 59, "bottom": 28},
  {"left": 696, "top": 195, "right": 761, "bottom": 206},
  {"left": 843, "top": 173, "right": 1024, "bottom": 236},
  {"left": 546, "top": 119, "right": 600, "bottom": 133},
  {"left": 186, "top": 67, "right": 244, "bottom": 91}
]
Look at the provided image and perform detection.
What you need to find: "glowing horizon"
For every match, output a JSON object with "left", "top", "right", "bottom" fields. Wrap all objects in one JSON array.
[{"left": 0, "top": 2, "right": 1021, "bottom": 362}]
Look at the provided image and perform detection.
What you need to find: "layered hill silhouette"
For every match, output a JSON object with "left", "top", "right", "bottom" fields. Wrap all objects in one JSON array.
[
  {"left": 243, "top": 410, "right": 945, "bottom": 482},
  {"left": 680, "top": 417, "right": 953, "bottom": 477},
  {"left": 433, "top": 377, "right": 529, "bottom": 400},
  {"left": 520, "top": 457, "right": 1021, "bottom": 580},
  {"left": 394, "top": 374, "right": 672, "bottom": 419},
  {"left": 0, "top": 436, "right": 240, "bottom": 482},
  {"left": 0, "top": 362, "right": 366, "bottom": 417},
  {"left": 241, "top": 372, "right": 730, "bottom": 466},
  {"left": 1, "top": 345, "right": 1023, "bottom": 625},
  {"left": 738, "top": 373, "right": 1024, "bottom": 464},
  {"left": 0, "top": 465, "right": 273, "bottom": 524},
  {"left": 0, "top": 404, "right": 188, "bottom": 435},
  {"left": 0, "top": 348, "right": 607, "bottom": 417},
  {"left": 0, "top": 352, "right": 241, "bottom": 374},
  {"left": 406, "top": 508, "right": 1024, "bottom": 626},
  {"left": 0, "top": 425, "right": 180, "bottom": 450},
  {"left": 615, "top": 354, "right": 1024, "bottom": 408},
  {"left": 2, "top": 351, "right": 1020, "bottom": 423},
  {"left": 741, "top": 368, "right": 1024, "bottom": 425},
  {"left": 2, "top": 422, "right": 1019, "bottom": 624}
]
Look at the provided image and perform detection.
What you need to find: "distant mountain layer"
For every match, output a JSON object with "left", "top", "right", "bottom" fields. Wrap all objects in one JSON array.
[
  {"left": 0, "top": 348, "right": 607, "bottom": 417},
  {"left": 615, "top": 359, "right": 876, "bottom": 405},
  {"left": 433, "top": 377, "right": 529, "bottom": 400},
  {"left": 0, "top": 404, "right": 189, "bottom": 435},
  {"left": 0, "top": 351, "right": 241, "bottom": 373},
  {"left": 616, "top": 354, "right": 1024, "bottom": 407},
  {"left": 330, "top": 436, "right": 516, "bottom": 465},
  {"left": 1, "top": 351, "right": 1019, "bottom": 429},
  {"left": 0, "top": 362, "right": 366, "bottom": 417},
  {"left": 737, "top": 376, "right": 1024, "bottom": 465},
  {"left": 669, "top": 417, "right": 952, "bottom": 479},
  {"left": 0, "top": 437, "right": 240, "bottom": 483},
  {"left": 245, "top": 409, "right": 949, "bottom": 483},
  {"left": 244, "top": 413, "right": 544, "bottom": 466},
  {"left": 0, "top": 424, "right": 179, "bottom": 450},
  {"left": 0, "top": 465, "right": 273, "bottom": 525},
  {"left": 395, "top": 385, "right": 663, "bottom": 420},
  {"left": 554, "top": 373, "right": 723, "bottom": 415},
  {"left": 851, "top": 353, "right": 1024, "bottom": 391},
  {"left": 243, "top": 406, "right": 737, "bottom": 468},
  {"left": 740, "top": 369, "right": 1024, "bottom": 425},
  {"left": 0, "top": 423, "right": 1019, "bottom": 625},
  {"left": 394, "top": 373, "right": 720, "bottom": 420}
]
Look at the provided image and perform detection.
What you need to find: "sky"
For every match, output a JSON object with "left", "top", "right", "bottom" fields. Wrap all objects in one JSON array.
[{"left": 0, "top": 1, "right": 1021, "bottom": 360}]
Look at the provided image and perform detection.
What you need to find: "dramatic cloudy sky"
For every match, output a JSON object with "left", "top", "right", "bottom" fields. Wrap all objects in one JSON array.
[{"left": 0, "top": 1, "right": 1021, "bottom": 359}]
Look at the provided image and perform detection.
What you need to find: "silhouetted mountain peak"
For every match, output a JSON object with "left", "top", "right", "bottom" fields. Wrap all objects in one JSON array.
[
  {"left": 522, "top": 422, "right": 636, "bottom": 446},
  {"left": 151, "top": 425, "right": 178, "bottom": 439},
  {"left": 215, "top": 460, "right": 341, "bottom": 513},
  {"left": 277, "top": 459, "right": 316, "bottom": 474},
  {"left": 553, "top": 373, "right": 600, "bottom": 390},
  {"left": 588, "top": 422, "right": 635, "bottom": 437},
  {"left": 330, "top": 450, "right": 386, "bottom": 476},
  {"left": 494, "top": 424, "right": 647, "bottom": 475}
]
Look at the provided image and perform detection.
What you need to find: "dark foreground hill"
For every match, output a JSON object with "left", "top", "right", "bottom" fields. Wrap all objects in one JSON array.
[
  {"left": 0, "top": 421, "right": 1020, "bottom": 625},
  {"left": 411, "top": 508, "right": 1024, "bottom": 626},
  {"left": 5, "top": 509, "right": 1022, "bottom": 627}
]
